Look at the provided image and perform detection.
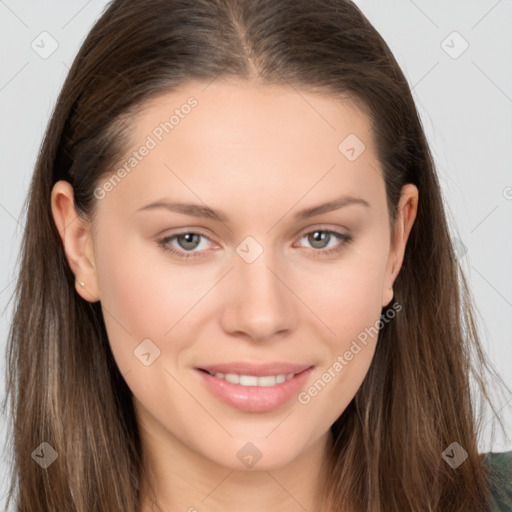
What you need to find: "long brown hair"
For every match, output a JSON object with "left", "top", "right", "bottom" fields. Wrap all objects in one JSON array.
[{"left": 3, "top": 0, "right": 508, "bottom": 510}]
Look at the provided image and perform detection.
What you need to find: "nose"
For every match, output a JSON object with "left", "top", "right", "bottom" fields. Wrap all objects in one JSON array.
[{"left": 219, "top": 249, "right": 298, "bottom": 343}]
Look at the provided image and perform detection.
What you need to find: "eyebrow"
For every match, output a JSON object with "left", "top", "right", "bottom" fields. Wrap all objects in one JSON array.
[{"left": 137, "top": 195, "right": 370, "bottom": 222}]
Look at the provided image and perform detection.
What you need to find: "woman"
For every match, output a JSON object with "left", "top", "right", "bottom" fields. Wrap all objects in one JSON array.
[{"left": 4, "top": 0, "right": 511, "bottom": 510}]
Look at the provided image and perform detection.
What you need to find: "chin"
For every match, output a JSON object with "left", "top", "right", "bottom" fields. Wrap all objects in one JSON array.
[{"left": 200, "top": 431, "right": 317, "bottom": 472}]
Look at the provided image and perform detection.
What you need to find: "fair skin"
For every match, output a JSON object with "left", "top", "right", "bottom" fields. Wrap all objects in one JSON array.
[{"left": 51, "top": 80, "right": 418, "bottom": 512}]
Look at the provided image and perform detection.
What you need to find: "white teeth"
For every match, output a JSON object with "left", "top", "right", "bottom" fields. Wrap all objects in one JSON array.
[
  {"left": 224, "top": 373, "right": 239, "bottom": 384},
  {"left": 212, "top": 372, "right": 295, "bottom": 386},
  {"left": 239, "top": 375, "right": 258, "bottom": 386},
  {"left": 257, "top": 375, "right": 278, "bottom": 387}
]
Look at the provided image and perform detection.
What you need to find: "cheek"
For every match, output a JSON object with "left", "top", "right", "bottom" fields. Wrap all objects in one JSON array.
[
  {"left": 298, "top": 340, "right": 377, "bottom": 432},
  {"left": 299, "top": 240, "right": 389, "bottom": 336},
  {"left": 91, "top": 225, "right": 185, "bottom": 367},
  {"left": 296, "top": 272, "right": 384, "bottom": 429},
  {"left": 293, "top": 242, "right": 389, "bottom": 417},
  {"left": 313, "top": 263, "right": 383, "bottom": 371}
]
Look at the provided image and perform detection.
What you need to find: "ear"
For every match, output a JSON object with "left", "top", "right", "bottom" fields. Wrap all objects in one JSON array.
[
  {"left": 50, "top": 180, "right": 100, "bottom": 302},
  {"left": 381, "top": 183, "right": 419, "bottom": 308}
]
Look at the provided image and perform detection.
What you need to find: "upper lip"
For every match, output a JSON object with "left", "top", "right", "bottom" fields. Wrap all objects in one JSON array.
[{"left": 197, "top": 362, "right": 313, "bottom": 377}]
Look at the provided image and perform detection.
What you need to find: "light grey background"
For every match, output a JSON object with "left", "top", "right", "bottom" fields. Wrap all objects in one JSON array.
[{"left": 1, "top": 0, "right": 511, "bottom": 507}]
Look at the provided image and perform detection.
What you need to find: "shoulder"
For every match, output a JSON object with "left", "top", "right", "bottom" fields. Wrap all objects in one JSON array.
[{"left": 482, "top": 451, "right": 512, "bottom": 511}]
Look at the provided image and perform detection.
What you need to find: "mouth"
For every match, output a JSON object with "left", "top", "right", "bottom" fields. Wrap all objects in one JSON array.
[{"left": 194, "top": 364, "right": 314, "bottom": 413}]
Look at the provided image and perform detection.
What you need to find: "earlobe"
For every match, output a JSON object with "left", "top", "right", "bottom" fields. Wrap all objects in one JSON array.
[
  {"left": 381, "top": 286, "right": 394, "bottom": 309},
  {"left": 50, "top": 180, "right": 100, "bottom": 303},
  {"left": 381, "top": 183, "right": 419, "bottom": 308}
]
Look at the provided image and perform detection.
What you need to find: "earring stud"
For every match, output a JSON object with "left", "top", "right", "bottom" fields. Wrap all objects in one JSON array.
[{"left": 77, "top": 281, "right": 85, "bottom": 287}]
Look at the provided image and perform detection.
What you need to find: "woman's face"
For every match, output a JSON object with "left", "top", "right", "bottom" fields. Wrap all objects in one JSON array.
[{"left": 53, "top": 80, "right": 417, "bottom": 471}]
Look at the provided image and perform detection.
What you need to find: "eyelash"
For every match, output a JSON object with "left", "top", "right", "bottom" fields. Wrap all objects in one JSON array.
[{"left": 157, "top": 228, "right": 353, "bottom": 260}]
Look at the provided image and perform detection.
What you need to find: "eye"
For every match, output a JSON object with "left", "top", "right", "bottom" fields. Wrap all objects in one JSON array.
[
  {"left": 158, "top": 231, "right": 215, "bottom": 259},
  {"left": 295, "top": 229, "right": 353, "bottom": 256}
]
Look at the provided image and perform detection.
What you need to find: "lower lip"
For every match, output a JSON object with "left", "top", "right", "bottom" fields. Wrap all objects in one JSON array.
[{"left": 194, "top": 367, "right": 314, "bottom": 413}]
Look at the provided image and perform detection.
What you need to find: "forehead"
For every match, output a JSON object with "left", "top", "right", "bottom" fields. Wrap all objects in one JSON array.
[
  {"left": 130, "top": 79, "right": 374, "bottom": 154},
  {"left": 101, "top": 80, "right": 384, "bottom": 216}
]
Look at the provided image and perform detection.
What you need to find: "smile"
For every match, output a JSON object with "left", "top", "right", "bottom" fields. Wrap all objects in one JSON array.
[{"left": 194, "top": 366, "right": 314, "bottom": 412}]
